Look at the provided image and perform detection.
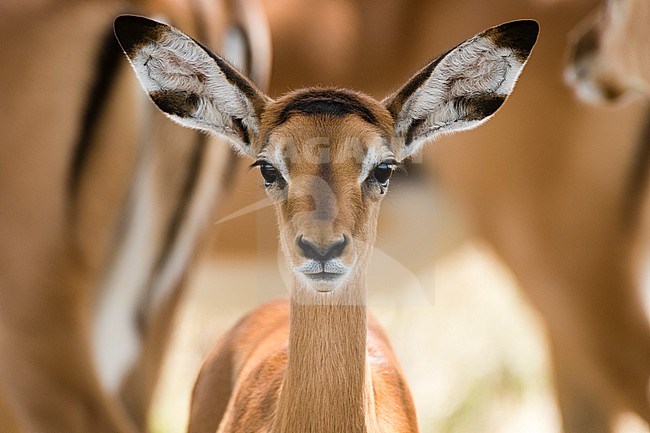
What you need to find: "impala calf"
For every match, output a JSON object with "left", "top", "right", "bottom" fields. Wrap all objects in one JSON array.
[{"left": 114, "top": 15, "right": 538, "bottom": 432}]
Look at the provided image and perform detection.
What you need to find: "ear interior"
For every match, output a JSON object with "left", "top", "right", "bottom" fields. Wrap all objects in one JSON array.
[
  {"left": 385, "top": 20, "right": 539, "bottom": 159},
  {"left": 113, "top": 15, "right": 269, "bottom": 157}
]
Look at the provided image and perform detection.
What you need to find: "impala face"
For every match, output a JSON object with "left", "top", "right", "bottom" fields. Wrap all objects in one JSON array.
[
  {"left": 256, "top": 91, "right": 397, "bottom": 291},
  {"left": 567, "top": 0, "right": 650, "bottom": 102},
  {"left": 114, "top": 15, "right": 538, "bottom": 293}
]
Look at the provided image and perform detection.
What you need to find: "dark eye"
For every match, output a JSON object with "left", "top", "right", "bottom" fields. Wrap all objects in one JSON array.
[
  {"left": 372, "top": 162, "right": 394, "bottom": 187},
  {"left": 259, "top": 163, "right": 279, "bottom": 186}
]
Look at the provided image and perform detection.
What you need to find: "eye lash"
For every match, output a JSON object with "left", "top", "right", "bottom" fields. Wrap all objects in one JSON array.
[
  {"left": 249, "top": 160, "right": 268, "bottom": 169},
  {"left": 375, "top": 159, "right": 402, "bottom": 171},
  {"left": 392, "top": 161, "right": 406, "bottom": 173}
]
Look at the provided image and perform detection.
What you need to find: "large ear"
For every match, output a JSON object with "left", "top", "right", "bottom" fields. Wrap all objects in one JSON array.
[
  {"left": 113, "top": 15, "right": 270, "bottom": 157},
  {"left": 384, "top": 20, "right": 539, "bottom": 159}
]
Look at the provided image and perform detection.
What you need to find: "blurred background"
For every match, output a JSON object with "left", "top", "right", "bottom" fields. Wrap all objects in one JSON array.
[{"left": 1, "top": 0, "right": 649, "bottom": 432}]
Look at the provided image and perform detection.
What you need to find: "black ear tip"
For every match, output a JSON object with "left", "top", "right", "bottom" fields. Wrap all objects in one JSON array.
[
  {"left": 489, "top": 19, "right": 540, "bottom": 60},
  {"left": 114, "top": 15, "right": 166, "bottom": 55},
  {"left": 507, "top": 19, "right": 540, "bottom": 44}
]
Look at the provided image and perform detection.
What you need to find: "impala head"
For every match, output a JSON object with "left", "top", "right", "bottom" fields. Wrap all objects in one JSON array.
[
  {"left": 566, "top": 0, "right": 650, "bottom": 102},
  {"left": 114, "top": 15, "right": 538, "bottom": 292}
]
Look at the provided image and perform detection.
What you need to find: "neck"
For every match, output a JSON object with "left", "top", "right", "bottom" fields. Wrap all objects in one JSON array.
[{"left": 272, "top": 268, "right": 378, "bottom": 433}]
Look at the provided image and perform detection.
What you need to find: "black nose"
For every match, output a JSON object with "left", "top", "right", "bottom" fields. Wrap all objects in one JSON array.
[{"left": 298, "top": 235, "right": 348, "bottom": 261}]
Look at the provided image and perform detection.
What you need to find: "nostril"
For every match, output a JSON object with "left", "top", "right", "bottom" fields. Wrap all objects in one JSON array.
[
  {"left": 297, "top": 235, "right": 348, "bottom": 261},
  {"left": 297, "top": 236, "right": 321, "bottom": 260},
  {"left": 324, "top": 235, "right": 347, "bottom": 260}
]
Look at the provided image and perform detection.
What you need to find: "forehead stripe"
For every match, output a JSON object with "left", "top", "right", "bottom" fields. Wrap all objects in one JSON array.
[{"left": 275, "top": 90, "right": 380, "bottom": 127}]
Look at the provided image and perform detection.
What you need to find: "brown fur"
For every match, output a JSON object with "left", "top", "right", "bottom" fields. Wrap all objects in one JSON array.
[
  {"left": 189, "top": 298, "right": 419, "bottom": 433},
  {"left": 0, "top": 0, "right": 270, "bottom": 431},
  {"left": 0, "top": 4, "right": 142, "bottom": 431}
]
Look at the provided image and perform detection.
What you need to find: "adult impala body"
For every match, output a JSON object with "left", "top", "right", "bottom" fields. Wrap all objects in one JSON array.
[
  {"left": 564, "top": 0, "right": 650, "bottom": 430},
  {"left": 0, "top": 1, "right": 270, "bottom": 431},
  {"left": 114, "top": 15, "right": 538, "bottom": 433}
]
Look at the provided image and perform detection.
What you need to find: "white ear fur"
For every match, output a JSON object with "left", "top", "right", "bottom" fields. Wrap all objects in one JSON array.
[
  {"left": 384, "top": 20, "right": 539, "bottom": 159},
  {"left": 114, "top": 15, "right": 269, "bottom": 157}
]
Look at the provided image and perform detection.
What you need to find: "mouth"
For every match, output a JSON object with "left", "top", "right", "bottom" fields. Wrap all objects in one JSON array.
[
  {"left": 304, "top": 271, "right": 344, "bottom": 282},
  {"left": 295, "top": 259, "right": 349, "bottom": 291}
]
